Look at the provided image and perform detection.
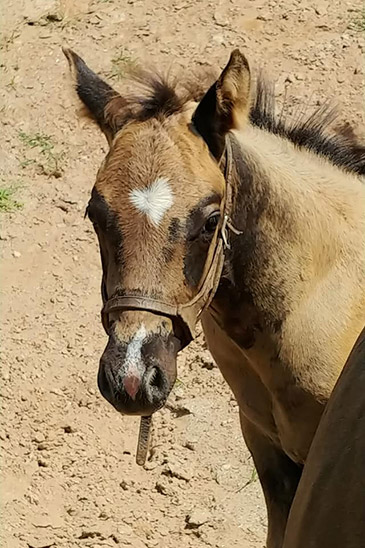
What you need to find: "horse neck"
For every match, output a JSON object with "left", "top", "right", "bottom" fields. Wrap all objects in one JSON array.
[{"left": 217, "top": 125, "right": 363, "bottom": 332}]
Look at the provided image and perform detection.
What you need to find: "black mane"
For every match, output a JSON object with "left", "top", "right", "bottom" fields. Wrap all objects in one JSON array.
[
  {"left": 125, "top": 71, "right": 365, "bottom": 176},
  {"left": 249, "top": 78, "right": 365, "bottom": 175}
]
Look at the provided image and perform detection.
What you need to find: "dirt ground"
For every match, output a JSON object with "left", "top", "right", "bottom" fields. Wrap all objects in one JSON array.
[{"left": 0, "top": 1, "right": 363, "bottom": 547}]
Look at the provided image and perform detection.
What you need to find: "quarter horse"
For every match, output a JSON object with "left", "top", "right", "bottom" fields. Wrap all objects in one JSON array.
[
  {"left": 63, "top": 48, "right": 365, "bottom": 548},
  {"left": 283, "top": 327, "right": 365, "bottom": 548}
]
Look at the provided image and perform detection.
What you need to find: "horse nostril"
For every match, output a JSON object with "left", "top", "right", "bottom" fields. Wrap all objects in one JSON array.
[{"left": 145, "top": 367, "right": 165, "bottom": 394}]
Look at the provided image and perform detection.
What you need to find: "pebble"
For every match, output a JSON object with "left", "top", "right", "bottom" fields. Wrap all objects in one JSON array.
[
  {"left": 212, "top": 34, "right": 225, "bottom": 45},
  {"left": 213, "top": 9, "right": 229, "bottom": 27},
  {"left": 12, "top": 250, "right": 21, "bottom": 258},
  {"left": 50, "top": 388, "right": 64, "bottom": 396},
  {"left": 314, "top": 6, "right": 327, "bottom": 16},
  {"left": 184, "top": 440, "right": 196, "bottom": 451},
  {"left": 163, "top": 460, "right": 192, "bottom": 482},
  {"left": 186, "top": 508, "right": 211, "bottom": 528},
  {"left": 37, "top": 442, "right": 48, "bottom": 450}
]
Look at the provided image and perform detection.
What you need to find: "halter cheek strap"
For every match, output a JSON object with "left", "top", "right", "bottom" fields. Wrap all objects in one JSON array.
[{"left": 101, "top": 135, "right": 241, "bottom": 346}]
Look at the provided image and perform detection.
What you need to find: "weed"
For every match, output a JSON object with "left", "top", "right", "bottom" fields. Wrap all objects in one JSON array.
[
  {"left": 18, "top": 132, "right": 64, "bottom": 178},
  {"left": 19, "top": 159, "right": 36, "bottom": 168},
  {"left": 0, "top": 185, "right": 23, "bottom": 212},
  {"left": 235, "top": 465, "right": 258, "bottom": 493},
  {"left": 19, "top": 132, "right": 54, "bottom": 153},
  {"left": 5, "top": 76, "right": 17, "bottom": 91},
  {"left": 174, "top": 378, "right": 185, "bottom": 388},
  {"left": 0, "top": 29, "right": 21, "bottom": 51},
  {"left": 249, "top": 466, "right": 258, "bottom": 484},
  {"left": 108, "top": 49, "right": 136, "bottom": 80},
  {"left": 348, "top": 8, "right": 365, "bottom": 32}
]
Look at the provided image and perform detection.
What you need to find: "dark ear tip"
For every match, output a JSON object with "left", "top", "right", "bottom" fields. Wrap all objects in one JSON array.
[
  {"left": 62, "top": 46, "right": 85, "bottom": 71},
  {"left": 62, "top": 46, "right": 74, "bottom": 63},
  {"left": 231, "top": 48, "right": 242, "bottom": 57},
  {"left": 229, "top": 49, "right": 250, "bottom": 70}
]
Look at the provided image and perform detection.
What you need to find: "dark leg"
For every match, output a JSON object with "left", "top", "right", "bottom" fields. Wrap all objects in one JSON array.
[{"left": 240, "top": 412, "right": 302, "bottom": 548}]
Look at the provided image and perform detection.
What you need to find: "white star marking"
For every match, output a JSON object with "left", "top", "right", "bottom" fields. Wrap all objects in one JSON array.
[{"left": 129, "top": 177, "right": 174, "bottom": 226}]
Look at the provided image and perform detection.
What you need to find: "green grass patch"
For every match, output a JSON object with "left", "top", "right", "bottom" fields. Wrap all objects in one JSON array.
[
  {"left": 249, "top": 466, "right": 258, "bottom": 484},
  {"left": 19, "top": 132, "right": 54, "bottom": 153},
  {"left": 18, "top": 131, "right": 64, "bottom": 177},
  {"left": 0, "top": 185, "right": 23, "bottom": 212},
  {"left": 108, "top": 49, "right": 136, "bottom": 80}
]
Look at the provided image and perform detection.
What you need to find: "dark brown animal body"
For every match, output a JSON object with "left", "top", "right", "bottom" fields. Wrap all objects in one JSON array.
[
  {"left": 283, "top": 328, "right": 365, "bottom": 548},
  {"left": 63, "top": 48, "right": 365, "bottom": 548}
]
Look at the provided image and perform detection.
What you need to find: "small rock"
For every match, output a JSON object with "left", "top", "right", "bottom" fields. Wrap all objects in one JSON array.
[
  {"left": 294, "top": 72, "right": 304, "bottom": 81},
  {"left": 212, "top": 34, "right": 225, "bottom": 45},
  {"left": 45, "top": 11, "right": 63, "bottom": 22},
  {"left": 155, "top": 480, "right": 176, "bottom": 497},
  {"left": 184, "top": 440, "right": 196, "bottom": 451},
  {"left": 174, "top": 385, "right": 185, "bottom": 399},
  {"left": 314, "top": 6, "right": 326, "bottom": 16},
  {"left": 162, "top": 460, "right": 192, "bottom": 482},
  {"left": 50, "top": 388, "right": 63, "bottom": 397},
  {"left": 186, "top": 508, "right": 211, "bottom": 528},
  {"left": 155, "top": 481, "right": 168, "bottom": 495},
  {"left": 213, "top": 9, "right": 229, "bottom": 27},
  {"left": 12, "top": 250, "right": 21, "bottom": 258},
  {"left": 2, "top": 371, "right": 10, "bottom": 382},
  {"left": 24, "top": 533, "right": 56, "bottom": 548},
  {"left": 37, "top": 442, "right": 48, "bottom": 451},
  {"left": 144, "top": 460, "right": 159, "bottom": 471},
  {"left": 32, "top": 434, "right": 45, "bottom": 444},
  {"left": 285, "top": 74, "right": 294, "bottom": 84},
  {"left": 198, "top": 351, "right": 215, "bottom": 370}
]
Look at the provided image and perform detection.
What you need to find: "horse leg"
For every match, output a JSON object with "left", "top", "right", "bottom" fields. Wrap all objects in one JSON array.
[{"left": 240, "top": 411, "right": 302, "bottom": 548}]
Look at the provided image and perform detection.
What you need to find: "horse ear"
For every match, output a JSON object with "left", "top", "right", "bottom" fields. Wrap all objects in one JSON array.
[
  {"left": 192, "top": 49, "right": 251, "bottom": 159},
  {"left": 62, "top": 47, "right": 126, "bottom": 144}
]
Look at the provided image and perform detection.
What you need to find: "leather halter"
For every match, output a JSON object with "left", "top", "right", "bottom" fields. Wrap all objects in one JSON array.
[{"left": 101, "top": 135, "right": 239, "bottom": 347}]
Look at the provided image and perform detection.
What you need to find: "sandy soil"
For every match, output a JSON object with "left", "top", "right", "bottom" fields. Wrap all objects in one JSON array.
[{"left": 1, "top": 0, "right": 363, "bottom": 547}]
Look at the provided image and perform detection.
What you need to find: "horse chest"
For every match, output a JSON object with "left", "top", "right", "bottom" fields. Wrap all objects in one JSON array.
[{"left": 202, "top": 311, "right": 324, "bottom": 464}]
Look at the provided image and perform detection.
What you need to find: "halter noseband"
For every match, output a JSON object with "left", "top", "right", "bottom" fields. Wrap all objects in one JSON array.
[{"left": 101, "top": 135, "right": 239, "bottom": 347}]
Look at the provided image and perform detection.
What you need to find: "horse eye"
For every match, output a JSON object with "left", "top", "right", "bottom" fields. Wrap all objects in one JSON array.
[{"left": 203, "top": 213, "right": 220, "bottom": 234}]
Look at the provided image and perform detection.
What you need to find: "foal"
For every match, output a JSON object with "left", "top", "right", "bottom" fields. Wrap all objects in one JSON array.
[{"left": 63, "top": 48, "right": 365, "bottom": 547}]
